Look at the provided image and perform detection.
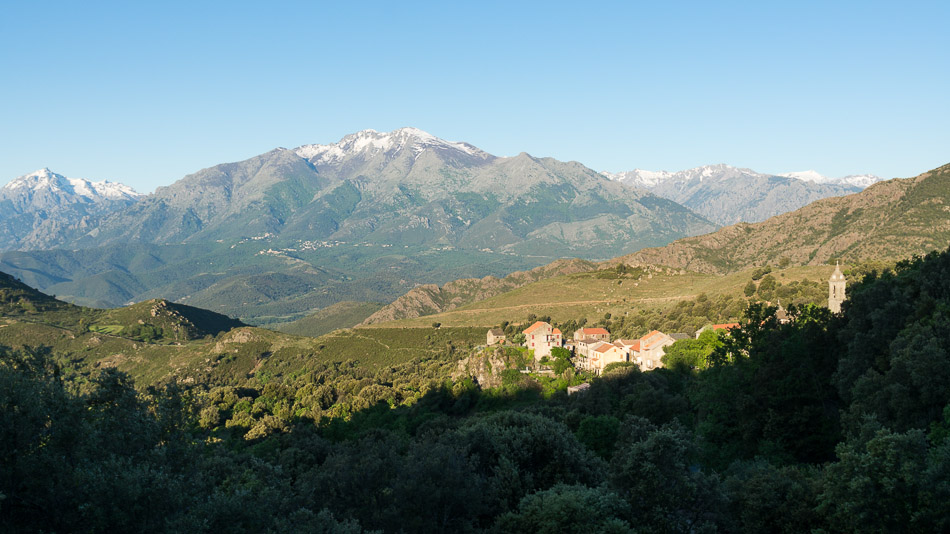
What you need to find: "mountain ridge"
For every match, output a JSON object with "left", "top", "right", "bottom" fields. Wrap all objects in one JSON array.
[
  {"left": 616, "top": 162, "right": 950, "bottom": 273},
  {"left": 0, "top": 168, "right": 142, "bottom": 250},
  {"left": 602, "top": 164, "right": 884, "bottom": 226}
]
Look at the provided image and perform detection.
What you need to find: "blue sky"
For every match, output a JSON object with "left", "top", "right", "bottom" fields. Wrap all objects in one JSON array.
[{"left": 2, "top": 1, "right": 948, "bottom": 192}]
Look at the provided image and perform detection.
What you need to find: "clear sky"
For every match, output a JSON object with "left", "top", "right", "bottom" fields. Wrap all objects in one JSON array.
[{"left": 2, "top": 1, "right": 948, "bottom": 192}]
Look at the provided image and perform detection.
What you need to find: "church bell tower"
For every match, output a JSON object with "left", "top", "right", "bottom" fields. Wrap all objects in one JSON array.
[{"left": 828, "top": 262, "right": 846, "bottom": 313}]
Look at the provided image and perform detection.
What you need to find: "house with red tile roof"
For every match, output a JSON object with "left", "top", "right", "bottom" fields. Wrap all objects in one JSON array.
[
  {"left": 573, "top": 327, "right": 610, "bottom": 343},
  {"left": 695, "top": 323, "right": 740, "bottom": 338},
  {"left": 522, "top": 321, "right": 562, "bottom": 359}
]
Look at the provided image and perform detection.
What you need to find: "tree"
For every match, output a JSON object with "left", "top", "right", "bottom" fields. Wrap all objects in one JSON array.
[
  {"left": 550, "top": 347, "right": 573, "bottom": 375},
  {"left": 608, "top": 418, "right": 725, "bottom": 532},
  {"left": 662, "top": 329, "right": 723, "bottom": 371},
  {"left": 818, "top": 427, "right": 950, "bottom": 532},
  {"left": 495, "top": 484, "right": 634, "bottom": 533},
  {"left": 744, "top": 280, "right": 757, "bottom": 297},
  {"left": 576, "top": 415, "right": 621, "bottom": 458}
]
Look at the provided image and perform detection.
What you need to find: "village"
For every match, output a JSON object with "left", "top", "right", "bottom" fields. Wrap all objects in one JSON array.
[
  {"left": 487, "top": 321, "right": 738, "bottom": 375},
  {"left": 484, "top": 262, "right": 847, "bottom": 377}
]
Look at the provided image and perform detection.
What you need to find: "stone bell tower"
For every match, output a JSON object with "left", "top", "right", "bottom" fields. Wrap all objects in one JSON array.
[{"left": 828, "top": 261, "right": 846, "bottom": 313}]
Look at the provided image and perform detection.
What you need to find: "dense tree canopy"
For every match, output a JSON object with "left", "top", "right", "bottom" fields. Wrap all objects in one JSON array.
[{"left": 4, "top": 247, "right": 950, "bottom": 532}]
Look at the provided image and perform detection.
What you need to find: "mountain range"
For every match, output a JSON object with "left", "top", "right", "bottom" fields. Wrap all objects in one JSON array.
[
  {"left": 603, "top": 165, "right": 884, "bottom": 225},
  {"left": 0, "top": 168, "right": 142, "bottom": 250},
  {"left": 0, "top": 128, "right": 712, "bottom": 323}
]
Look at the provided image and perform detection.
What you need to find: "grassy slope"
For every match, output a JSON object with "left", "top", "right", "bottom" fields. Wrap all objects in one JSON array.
[
  {"left": 376, "top": 265, "right": 836, "bottom": 329},
  {"left": 270, "top": 301, "right": 384, "bottom": 337},
  {"left": 0, "top": 266, "right": 484, "bottom": 388}
]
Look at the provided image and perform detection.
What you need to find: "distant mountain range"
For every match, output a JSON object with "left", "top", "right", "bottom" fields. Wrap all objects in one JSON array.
[
  {"left": 64, "top": 127, "right": 712, "bottom": 256},
  {"left": 0, "top": 168, "right": 142, "bottom": 250},
  {"left": 0, "top": 128, "right": 712, "bottom": 323},
  {"left": 602, "top": 164, "right": 885, "bottom": 225}
]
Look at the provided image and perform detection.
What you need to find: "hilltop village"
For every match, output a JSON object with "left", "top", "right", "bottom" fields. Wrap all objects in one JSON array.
[{"left": 486, "top": 263, "right": 847, "bottom": 375}]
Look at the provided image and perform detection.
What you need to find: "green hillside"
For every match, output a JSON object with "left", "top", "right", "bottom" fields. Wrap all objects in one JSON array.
[
  {"left": 270, "top": 301, "right": 384, "bottom": 337},
  {"left": 381, "top": 263, "right": 834, "bottom": 337},
  {"left": 0, "top": 271, "right": 484, "bottom": 387}
]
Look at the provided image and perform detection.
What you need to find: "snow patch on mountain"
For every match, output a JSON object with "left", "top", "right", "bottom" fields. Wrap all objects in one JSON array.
[
  {"left": 605, "top": 164, "right": 884, "bottom": 190},
  {"left": 295, "top": 127, "right": 490, "bottom": 164},
  {"left": 779, "top": 170, "right": 884, "bottom": 188},
  {"left": 603, "top": 164, "right": 768, "bottom": 189}
]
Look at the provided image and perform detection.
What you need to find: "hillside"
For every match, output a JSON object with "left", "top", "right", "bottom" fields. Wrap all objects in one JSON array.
[
  {"left": 271, "top": 301, "right": 383, "bottom": 337},
  {"left": 376, "top": 264, "right": 833, "bottom": 337},
  {"left": 362, "top": 258, "right": 598, "bottom": 325},
  {"left": 615, "top": 162, "right": 950, "bottom": 274},
  {"left": 0, "top": 270, "right": 483, "bottom": 386}
]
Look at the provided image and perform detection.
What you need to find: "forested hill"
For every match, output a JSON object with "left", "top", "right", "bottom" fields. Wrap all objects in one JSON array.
[
  {"left": 4, "top": 246, "right": 950, "bottom": 531},
  {"left": 616, "top": 162, "right": 950, "bottom": 273}
]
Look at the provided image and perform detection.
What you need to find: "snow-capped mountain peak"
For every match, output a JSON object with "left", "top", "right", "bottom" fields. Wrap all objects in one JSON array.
[
  {"left": 603, "top": 164, "right": 766, "bottom": 189},
  {"left": 294, "top": 127, "right": 491, "bottom": 164},
  {"left": 2, "top": 168, "right": 142, "bottom": 203},
  {"left": 778, "top": 170, "right": 884, "bottom": 188}
]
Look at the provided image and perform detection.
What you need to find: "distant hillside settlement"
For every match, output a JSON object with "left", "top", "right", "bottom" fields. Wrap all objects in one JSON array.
[{"left": 488, "top": 263, "right": 848, "bottom": 375}]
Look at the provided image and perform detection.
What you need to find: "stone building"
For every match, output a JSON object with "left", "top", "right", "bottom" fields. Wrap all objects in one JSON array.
[
  {"left": 523, "top": 321, "right": 562, "bottom": 359},
  {"left": 487, "top": 328, "right": 506, "bottom": 345},
  {"left": 634, "top": 330, "right": 675, "bottom": 371},
  {"left": 829, "top": 262, "right": 847, "bottom": 313},
  {"left": 588, "top": 341, "right": 626, "bottom": 374}
]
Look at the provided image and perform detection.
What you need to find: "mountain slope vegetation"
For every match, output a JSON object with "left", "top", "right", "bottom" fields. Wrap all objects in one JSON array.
[{"left": 617, "top": 162, "right": 950, "bottom": 274}]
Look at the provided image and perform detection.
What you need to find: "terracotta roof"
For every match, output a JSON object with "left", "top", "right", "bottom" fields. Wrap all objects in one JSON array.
[
  {"left": 712, "top": 323, "right": 739, "bottom": 330},
  {"left": 523, "top": 321, "right": 550, "bottom": 335},
  {"left": 592, "top": 342, "right": 617, "bottom": 354},
  {"left": 552, "top": 328, "right": 562, "bottom": 335},
  {"left": 579, "top": 327, "right": 609, "bottom": 335}
]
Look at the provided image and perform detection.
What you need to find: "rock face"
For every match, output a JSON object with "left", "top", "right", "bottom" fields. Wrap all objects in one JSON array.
[
  {"left": 362, "top": 258, "right": 597, "bottom": 324},
  {"left": 613, "top": 162, "right": 950, "bottom": 274},
  {"left": 604, "top": 164, "right": 882, "bottom": 226},
  {"left": 0, "top": 168, "right": 142, "bottom": 250}
]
